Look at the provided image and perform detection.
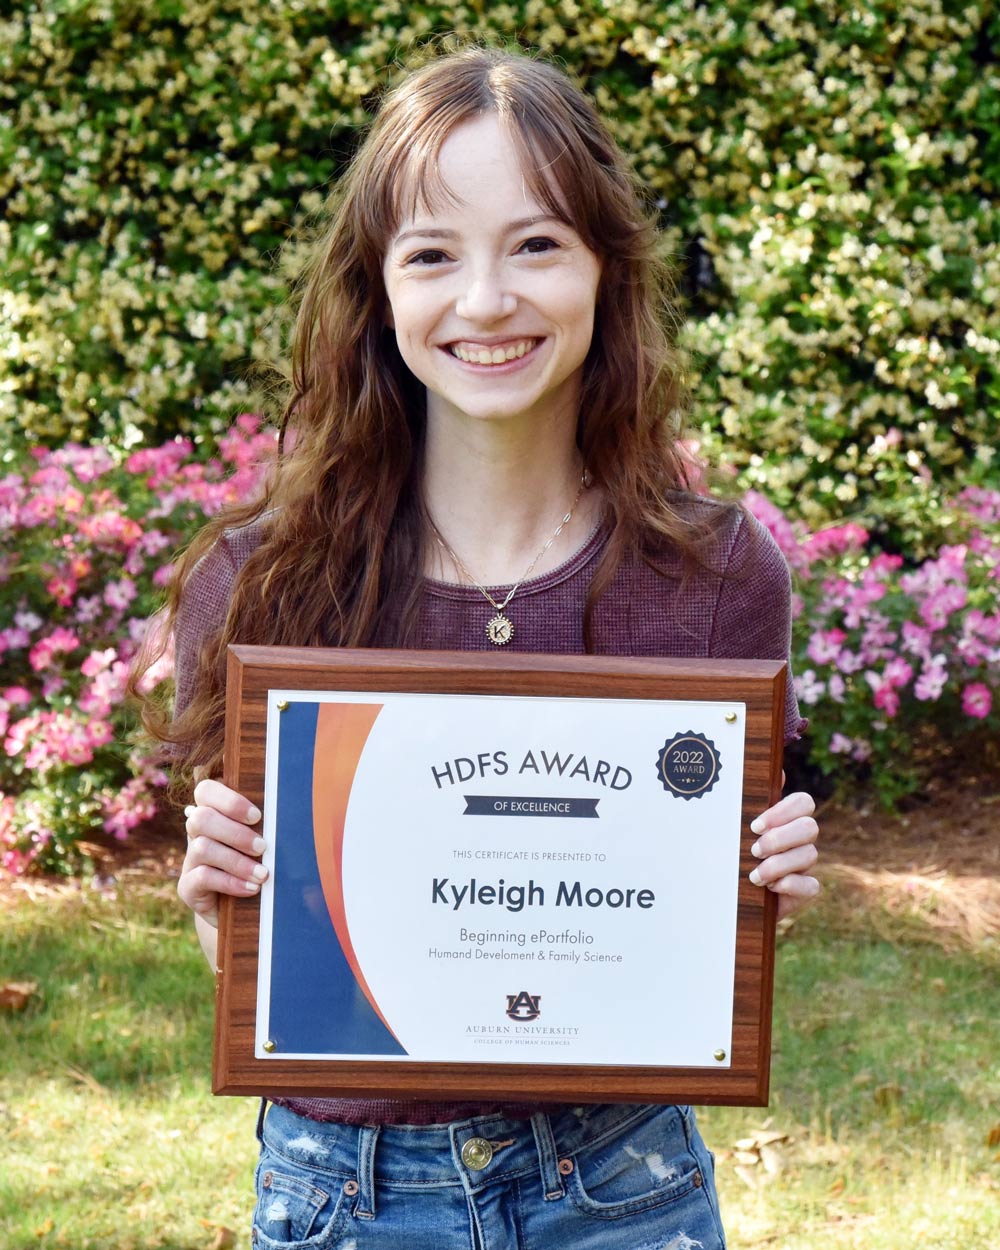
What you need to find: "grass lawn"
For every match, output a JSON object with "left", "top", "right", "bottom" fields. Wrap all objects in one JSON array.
[{"left": 1, "top": 845, "right": 997, "bottom": 1250}]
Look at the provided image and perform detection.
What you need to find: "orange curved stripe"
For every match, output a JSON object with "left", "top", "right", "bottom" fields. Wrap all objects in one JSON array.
[{"left": 311, "top": 701, "right": 399, "bottom": 1042}]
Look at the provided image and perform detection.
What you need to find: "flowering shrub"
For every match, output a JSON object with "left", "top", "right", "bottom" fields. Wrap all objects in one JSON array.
[
  {"left": 3, "top": 2, "right": 998, "bottom": 541},
  {"left": 1, "top": 417, "right": 996, "bottom": 874},
  {"left": 746, "top": 487, "right": 1000, "bottom": 807},
  {"left": 0, "top": 417, "right": 276, "bottom": 875}
]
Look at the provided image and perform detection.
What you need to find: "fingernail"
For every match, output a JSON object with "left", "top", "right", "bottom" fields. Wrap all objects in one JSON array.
[
  {"left": 252, "top": 837, "right": 267, "bottom": 855},
  {"left": 751, "top": 841, "right": 762, "bottom": 858},
  {"left": 750, "top": 817, "right": 765, "bottom": 835},
  {"left": 184, "top": 805, "right": 196, "bottom": 818},
  {"left": 244, "top": 880, "right": 261, "bottom": 892},
  {"left": 247, "top": 806, "right": 262, "bottom": 823},
  {"left": 252, "top": 865, "right": 268, "bottom": 882},
  {"left": 749, "top": 868, "right": 762, "bottom": 886}
]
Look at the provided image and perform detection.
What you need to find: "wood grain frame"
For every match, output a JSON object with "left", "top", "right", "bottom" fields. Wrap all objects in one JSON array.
[{"left": 215, "top": 646, "right": 786, "bottom": 1105}]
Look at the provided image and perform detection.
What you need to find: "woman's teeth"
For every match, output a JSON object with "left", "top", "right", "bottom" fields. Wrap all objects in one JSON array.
[{"left": 449, "top": 340, "right": 537, "bottom": 364}]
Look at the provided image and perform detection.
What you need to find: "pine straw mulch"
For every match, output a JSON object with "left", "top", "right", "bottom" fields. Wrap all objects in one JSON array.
[
  {"left": 3, "top": 776, "right": 999, "bottom": 955},
  {"left": 807, "top": 765, "right": 1000, "bottom": 954}
]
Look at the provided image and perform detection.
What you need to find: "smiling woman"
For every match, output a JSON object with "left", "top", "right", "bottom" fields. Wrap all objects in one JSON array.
[
  {"left": 133, "top": 43, "right": 820, "bottom": 1250},
  {"left": 383, "top": 116, "right": 602, "bottom": 446}
]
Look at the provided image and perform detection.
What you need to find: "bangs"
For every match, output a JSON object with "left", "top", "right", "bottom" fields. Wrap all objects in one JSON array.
[{"left": 383, "top": 109, "right": 589, "bottom": 243}]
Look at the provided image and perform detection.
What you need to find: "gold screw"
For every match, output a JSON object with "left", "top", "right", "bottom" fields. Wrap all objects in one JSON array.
[
  {"left": 725, "top": 712, "right": 737, "bottom": 724},
  {"left": 713, "top": 1049, "right": 726, "bottom": 1062},
  {"left": 276, "top": 700, "right": 289, "bottom": 712},
  {"left": 263, "top": 1040, "right": 277, "bottom": 1053}
]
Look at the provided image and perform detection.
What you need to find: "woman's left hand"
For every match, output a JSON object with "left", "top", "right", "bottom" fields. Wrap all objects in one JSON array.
[{"left": 748, "top": 789, "right": 820, "bottom": 920}]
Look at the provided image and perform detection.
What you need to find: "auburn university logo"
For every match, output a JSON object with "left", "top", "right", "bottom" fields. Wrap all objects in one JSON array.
[{"left": 506, "top": 990, "right": 541, "bottom": 1021}]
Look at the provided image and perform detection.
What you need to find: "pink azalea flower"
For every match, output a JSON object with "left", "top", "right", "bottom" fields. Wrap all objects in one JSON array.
[
  {"left": 28, "top": 627, "right": 80, "bottom": 672},
  {"left": 956, "top": 634, "right": 989, "bottom": 665},
  {"left": 46, "top": 572, "right": 78, "bottom": 606},
  {"left": 835, "top": 648, "right": 863, "bottom": 674},
  {"left": 865, "top": 670, "right": 900, "bottom": 718},
  {"left": 104, "top": 578, "right": 137, "bottom": 611},
  {"left": 0, "top": 628, "right": 29, "bottom": 653},
  {"left": 961, "top": 683, "right": 992, "bottom": 719},
  {"left": 794, "top": 669, "right": 826, "bottom": 705},
  {"left": 920, "top": 588, "right": 964, "bottom": 631},
  {"left": 73, "top": 594, "right": 103, "bottom": 624},
  {"left": 79, "top": 661, "right": 130, "bottom": 716},
  {"left": 59, "top": 488, "right": 86, "bottom": 514},
  {"left": 140, "top": 530, "right": 172, "bottom": 556},
  {"left": 883, "top": 657, "right": 914, "bottom": 689},
  {"left": 50, "top": 444, "right": 115, "bottom": 483},
  {"left": 78, "top": 511, "right": 143, "bottom": 549},
  {"left": 901, "top": 620, "right": 933, "bottom": 663},
  {"left": 957, "top": 486, "right": 1000, "bottom": 524},
  {"left": 967, "top": 610, "right": 1000, "bottom": 645},
  {"left": 743, "top": 491, "right": 809, "bottom": 570},
  {"left": 842, "top": 582, "right": 887, "bottom": 629},
  {"left": 81, "top": 648, "right": 118, "bottom": 678},
  {"left": 803, "top": 522, "right": 869, "bottom": 560},
  {"left": 873, "top": 685, "right": 900, "bottom": 718},
  {"left": 85, "top": 719, "right": 114, "bottom": 748},
  {"left": 861, "top": 613, "right": 896, "bottom": 654},
  {"left": 914, "top": 656, "right": 948, "bottom": 702},
  {"left": 101, "top": 777, "right": 158, "bottom": 841},
  {"left": 827, "top": 673, "right": 846, "bottom": 702},
  {"left": 807, "top": 628, "right": 847, "bottom": 665},
  {"left": 29, "top": 464, "right": 71, "bottom": 490},
  {"left": 135, "top": 648, "right": 174, "bottom": 693}
]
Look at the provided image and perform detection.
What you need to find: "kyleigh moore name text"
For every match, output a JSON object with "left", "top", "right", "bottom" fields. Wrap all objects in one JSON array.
[{"left": 431, "top": 877, "right": 655, "bottom": 912}]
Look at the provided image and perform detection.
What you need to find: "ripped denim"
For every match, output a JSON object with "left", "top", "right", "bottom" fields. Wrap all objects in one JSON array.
[{"left": 252, "top": 1101, "right": 726, "bottom": 1250}]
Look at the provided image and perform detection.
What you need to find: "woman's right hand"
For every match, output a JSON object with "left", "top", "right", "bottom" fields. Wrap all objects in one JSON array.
[{"left": 180, "top": 778, "right": 268, "bottom": 929}]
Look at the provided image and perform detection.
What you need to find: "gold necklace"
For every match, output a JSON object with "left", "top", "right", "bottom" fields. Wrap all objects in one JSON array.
[{"left": 430, "top": 471, "right": 589, "bottom": 646}]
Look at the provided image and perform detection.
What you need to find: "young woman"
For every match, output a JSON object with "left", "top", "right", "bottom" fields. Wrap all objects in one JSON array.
[{"left": 149, "top": 45, "right": 819, "bottom": 1250}]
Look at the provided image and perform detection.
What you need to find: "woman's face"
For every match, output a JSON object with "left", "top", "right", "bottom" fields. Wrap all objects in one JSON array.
[{"left": 382, "top": 112, "right": 602, "bottom": 436}]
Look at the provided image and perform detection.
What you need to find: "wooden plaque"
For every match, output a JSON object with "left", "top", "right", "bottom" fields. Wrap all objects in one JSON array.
[{"left": 215, "top": 646, "right": 785, "bottom": 1105}]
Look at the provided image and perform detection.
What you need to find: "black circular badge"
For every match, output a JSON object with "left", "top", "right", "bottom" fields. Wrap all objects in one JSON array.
[{"left": 655, "top": 732, "right": 722, "bottom": 800}]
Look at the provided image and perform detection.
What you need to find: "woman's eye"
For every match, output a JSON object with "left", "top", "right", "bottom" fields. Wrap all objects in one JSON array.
[
  {"left": 407, "top": 249, "right": 449, "bottom": 266},
  {"left": 518, "top": 236, "right": 559, "bottom": 254}
]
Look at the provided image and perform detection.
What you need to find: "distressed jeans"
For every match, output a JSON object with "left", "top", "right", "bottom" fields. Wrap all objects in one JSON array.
[{"left": 252, "top": 1101, "right": 726, "bottom": 1249}]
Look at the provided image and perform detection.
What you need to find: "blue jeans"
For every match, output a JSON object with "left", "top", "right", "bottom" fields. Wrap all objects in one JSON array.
[{"left": 252, "top": 1101, "right": 726, "bottom": 1249}]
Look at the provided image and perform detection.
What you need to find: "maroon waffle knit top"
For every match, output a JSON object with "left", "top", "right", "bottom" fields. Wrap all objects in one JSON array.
[{"left": 174, "top": 495, "right": 805, "bottom": 1126}]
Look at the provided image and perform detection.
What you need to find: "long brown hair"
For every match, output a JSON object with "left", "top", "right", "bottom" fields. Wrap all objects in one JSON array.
[{"left": 134, "top": 44, "right": 732, "bottom": 789}]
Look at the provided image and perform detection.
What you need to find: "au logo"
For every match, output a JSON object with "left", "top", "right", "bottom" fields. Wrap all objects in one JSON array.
[{"left": 506, "top": 990, "right": 541, "bottom": 1021}]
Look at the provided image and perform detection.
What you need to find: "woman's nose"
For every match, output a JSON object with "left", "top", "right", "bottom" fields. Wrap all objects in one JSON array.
[{"left": 455, "top": 268, "right": 517, "bottom": 322}]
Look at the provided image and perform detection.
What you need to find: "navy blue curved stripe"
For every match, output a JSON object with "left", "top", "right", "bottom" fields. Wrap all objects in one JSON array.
[{"left": 267, "top": 700, "right": 406, "bottom": 1056}]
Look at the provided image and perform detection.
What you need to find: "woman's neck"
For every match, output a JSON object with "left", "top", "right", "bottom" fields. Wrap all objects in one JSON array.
[{"left": 420, "top": 418, "right": 601, "bottom": 586}]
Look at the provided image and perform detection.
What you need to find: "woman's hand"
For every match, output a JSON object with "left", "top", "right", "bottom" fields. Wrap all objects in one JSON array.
[
  {"left": 180, "top": 778, "right": 268, "bottom": 929},
  {"left": 748, "top": 788, "right": 820, "bottom": 921}
]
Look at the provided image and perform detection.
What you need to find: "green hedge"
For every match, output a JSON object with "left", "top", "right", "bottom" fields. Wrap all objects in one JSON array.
[{"left": 3, "top": 1, "right": 998, "bottom": 539}]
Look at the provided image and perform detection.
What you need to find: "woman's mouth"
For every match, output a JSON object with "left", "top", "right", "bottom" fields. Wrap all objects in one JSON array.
[{"left": 447, "top": 338, "right": 540, "bottom": 365}]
